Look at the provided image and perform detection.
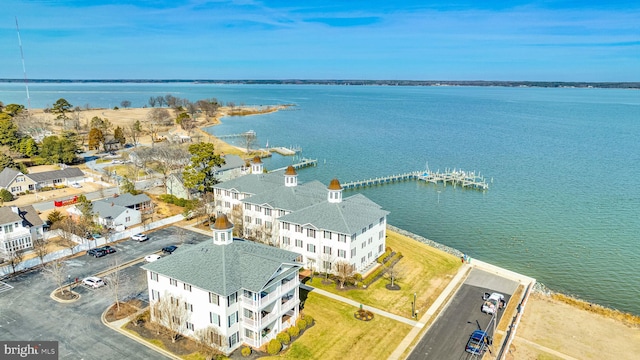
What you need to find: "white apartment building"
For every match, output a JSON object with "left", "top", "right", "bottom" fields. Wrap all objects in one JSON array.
[
  {"left": 142, "top": 215, "right": 301, "bottom": 354},
  {"left": 0, "top": 205, "right": 45, "bottom": 255},
  {"left": 213, "top": 157, "right": 389, "bottom": 275}
]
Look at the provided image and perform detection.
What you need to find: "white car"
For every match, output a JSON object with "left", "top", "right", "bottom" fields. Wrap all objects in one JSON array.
[
  {"left": 482, "top": 292, "right": 506, "bottom": 315},
  {"left": 145, "top": 254, "right": 161, "bottom": 262},
  {"left": 131, "top": 233, "right": 148, "bottom": 242},
  {"left": 70, "top": 183, "right": 82, "bottom": 188},
  {"left": 82, "top": 276, "right": 106, "bottom": 288}
]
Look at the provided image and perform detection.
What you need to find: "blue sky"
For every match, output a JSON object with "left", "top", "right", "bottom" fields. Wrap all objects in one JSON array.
[{"left": 1, "top": 0, "right": 638, "bottom": 81}]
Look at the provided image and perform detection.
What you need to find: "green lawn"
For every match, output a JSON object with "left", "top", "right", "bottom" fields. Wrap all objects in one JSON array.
[
  {"left": 307, "top": 229, "right": 461, "bottom": 319},
  {"left": 261, "top": 291, "right": 412, "bottom": 360}
]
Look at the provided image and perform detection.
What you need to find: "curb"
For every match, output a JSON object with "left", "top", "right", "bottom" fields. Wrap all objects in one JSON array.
[
  {"left": 101, "top": 306, "right": 181, "bottom": 360},
  {"left": 49, "top": 288, "right": 81, "bottom": 304}
]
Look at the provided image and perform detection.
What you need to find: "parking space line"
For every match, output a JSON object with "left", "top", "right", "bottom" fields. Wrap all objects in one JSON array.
[{"left": 0, "top": 281, "right": 14, "bottom": 294}]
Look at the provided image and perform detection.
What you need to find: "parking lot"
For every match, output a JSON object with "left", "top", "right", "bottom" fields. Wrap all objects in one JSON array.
[
  {"left": 407, "top": 269, "right": 519, "bottom": 360},
  {"left": 0, "top": 226, "right": 211, "bottom": 360}
]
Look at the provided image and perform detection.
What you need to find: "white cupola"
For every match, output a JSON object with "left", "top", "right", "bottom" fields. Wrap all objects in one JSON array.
[
  {"left": 327, "top": 178, "right": 343, "bottom": 203},
  {"left": 212, "top": 214, "right": 234, "bottom": 245},
  {"left": 251, "top": 156, "right": 264, "bottom": 174},
  {"left": 284, "top": 165, "right": 298, "bottom": 187}
]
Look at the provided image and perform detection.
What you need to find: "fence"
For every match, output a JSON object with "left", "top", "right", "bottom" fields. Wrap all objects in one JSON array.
[{"left": 0, "top": 214, "right": 184, "bottom": 277}]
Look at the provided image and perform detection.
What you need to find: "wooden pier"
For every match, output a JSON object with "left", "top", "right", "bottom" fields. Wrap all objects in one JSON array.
[
  {"left": 342, "top": 168, "right": 489, "bottom": 191},
  {"left": 216, "top": 130, "right": 256, "bottom": 139},
  {"left": 270, "top": 158, "right": 318, "bottom": 172}
]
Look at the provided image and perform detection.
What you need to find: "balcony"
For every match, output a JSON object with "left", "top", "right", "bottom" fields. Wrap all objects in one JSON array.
[{"left": 241, "top": 278, "right": 298, "bottom": 309}]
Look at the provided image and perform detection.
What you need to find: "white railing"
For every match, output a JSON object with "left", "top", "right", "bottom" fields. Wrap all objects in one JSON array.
[
  {"left": 242, "top": 316, "right": 257, "bottom": 327},
  {"left": 241, "top": 278, "right": 299, "bottom": 308},
  {"left": 261, "top": 310, "right": 279, "bottom": 325}
]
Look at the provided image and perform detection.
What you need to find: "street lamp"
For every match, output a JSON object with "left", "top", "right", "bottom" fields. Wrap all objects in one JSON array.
[{"left": 412, "top": 293, "right": 417, "bottom": 318}]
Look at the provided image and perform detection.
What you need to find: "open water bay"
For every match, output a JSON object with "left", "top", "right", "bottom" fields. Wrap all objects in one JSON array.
[{"left": 1, "top": 83, "right": 639, "bottom": 315}]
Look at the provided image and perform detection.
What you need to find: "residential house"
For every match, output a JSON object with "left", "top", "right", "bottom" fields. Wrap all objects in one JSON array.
[
  {"left": 68, "top": 200, "right": 141, "bottom": 230},
  {"left": 166, "top": 155, "right": 249, "bottom": 199},
  {"left": 97, "top": 193, "right": 153, "bottom": 214},
  {"left": 0, "top": 167, "right": 85, "bottom": 196},
  {"left": 0, "top": 205, "right": 44, "bottom": 255},
  {"left": 213, "top": 157, "right": 389, "bottom": 274},
  {"left": 142, "top": 215, "right": 301, "bottom": 354},
  {"left": 166, "top": 173, "right": 198, "bottom": 200}
]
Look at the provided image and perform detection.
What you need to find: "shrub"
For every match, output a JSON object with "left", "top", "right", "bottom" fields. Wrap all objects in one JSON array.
[
  {"left": 266, "top": 339, "right": 282, "bottom": 355},
  {"left": 287, "top": 325, "right": 300, "bottom": 338},
  {"left": 303, "top": 315, "right": 314, "bottom": 327},
  {"left": 377, "top": 249, "right": 392, "bottom": 263},
  {"left": 296, "top": 318, "right": 307, "bottom": 330},
  {"left": 241, "top": 346, "right": 252, "bottom": 357},
  {"left": 354, "top": 273, "right": 363, "bottom": 282},
  {"left": 0, "top": 189, "right": 14, "bottom": 202},
  {"left": 276, "top": 331, "right": 291, "bottom": 345}
]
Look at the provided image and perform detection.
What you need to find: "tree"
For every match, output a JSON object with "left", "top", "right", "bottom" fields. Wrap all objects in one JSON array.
[
  {"left": 151, "top": 143, "right": 190, "bottom": 188},
  {"left": 54, "top": 217, "right": 79, "bottom": 255},
  {"left": 0, "top": 154, "right": 27, "bottom": 174},
  {"left": 176, "top": 112, "right": 192, "bottom": 130},
  {"left": 90, "top": 116, "right": 111, "bottom": 134},
  {"left": 182, "top": 143, "right": 225, "bottom": 195},
  {"left": 32, "top": 238, "right": 49, "bottom": 267},
  {"left": 120, "top": 176, "right": 138, "bottom": 195},
  {"left": 192, "top": 326, "right": 224, "bottom": 360},
  {"left": 88, "top": 128, "right": 105, "bottom": 150},
  {"left": 2, "top": 103, "right": 25, "bottom": 117},
  {"left": 51, "top": 98, "right": 73, "bottom": 127},
  {"left": 46, "top": 259, "right": 68, "bottom": 295},
  {"left": 113, "top": 126, "right": 126, "bottom": 146},
  {"left": 240, "top": 131, "right": 257, "bottom": 152},
  {"left": 148, "top": 97, "right": 157, "bottom": 108},
  {"left": 47, "top": 209, "right": 65, "bottom": 225},
  {"left": 75, "top": 194, "right": 94, "bottom": 221},
  {"left": 6, "top": 248, "right": 24, "bottom": 274},
  {"left": 0, "top": 117, "right": 21, "bottom": 147},
  {"left": 120, "top": 100, "right": 132, "bottom": 108},
  {"left": 382, "top": 260, "right": 404, "bottom": 289},
  {"left": 0, "top": 188, "right": 14, "bottom": 203},
  {"left": 230, "top": 205, "right": 244, "bottom": 237},
  {"left": 319, "top": 253, "right": 336, "bottom": 281},
  {"left": 105, "top": 258, "right": 124, "bottom": 312},
  {"left": 128, "top": 120, "right": 142, "bottom": 147},
  {"left": 152, "top": 292, "right": 191, "bottom": 343},
  {"left": 16, "top": 137, "right": 39, "bottom": 157},
  {"left": 147, "top": 108, "right": 172, "bottom": 126},
  {"left": 335, "top": 261, "right": 355, "bottom": 289},
  {"left": 38, "top": 135, "right": 78, "bottom": 165}
]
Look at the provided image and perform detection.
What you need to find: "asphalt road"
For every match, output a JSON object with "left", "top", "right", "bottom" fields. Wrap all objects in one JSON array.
[
  {"left": 407, "top": 269, "right": 519, "bottom": 360},
  {"left": 0, "top": 226, "right": 211, "bottom": 360}
]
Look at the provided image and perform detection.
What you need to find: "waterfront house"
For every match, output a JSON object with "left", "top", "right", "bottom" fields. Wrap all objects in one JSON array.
[
  {"left": 0, "top": 205, "right": 44, "bottom": 255},
  {"left": 142, "top": 215, "right": 301, "bottom": 355},
  {"left": 0, "top": 167, "right": 85, "bottom": 196}
]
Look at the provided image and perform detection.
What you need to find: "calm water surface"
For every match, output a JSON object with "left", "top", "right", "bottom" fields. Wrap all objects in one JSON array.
[{"left": 1, "top": 83, "right": 639, "bottom": 315}]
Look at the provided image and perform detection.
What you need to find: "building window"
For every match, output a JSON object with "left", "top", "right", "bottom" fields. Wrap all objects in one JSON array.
[
  {"left": 232, "top": 192, "right": 238, "bottom": 200},
  {"left": 379, "top": 244, "right": 383, "bottom": 253},
  {"left": 380, "top": 217, "right": 385, "bottom": 225},
  {"left": 295, "top": 239, "right": 303, "bottom": 248},
  {"left": 362, "top": 227, "right": 367, "bottom": 234},
  {"left": 224, "top": 201, "right": 230, "bottom": 208},
  {"left": 255, "top": 218, "right": 262, "bottom": 225},
  {"left": 361, "top": 242, "right": 366, "bottom": 249},
  {"left": 209, "top": 292, "right": 219, "bottom": 305},
  {"left": 279, "top": 209, "right": 286, "bottom": 216},
  {"left": 16, "top": 176, "right": 24, "bottom": 183},
  {"left": 368, "top": 251, "right": 372, "bottom": 259},
  {"left": 186, "top": 322, "right": 194, "bottom": 331},
  {"left": 245, "top": 329, "right": 254, "bottom": 338},
  {"left": 351, "top": 248, "right": 356, "bottom": 257},
  {"left": 369, "top": 224, "right": 373, "bottom": 230},
  {"left": 295, "top": 225, "right": 303, "bottom": 233},
  {"left": 368, "top": 237, "right": 372, "bottom": 244},
  {"left": 170, "top": 278, "right": 178, "bottom": 286},
  {"left": 282, "top": 237, "right": 290, "bottom": 246},
  {"left": 324, "top": 231, "right": 332, "bottom": 239},
  {"left": 265, "top": 221, "right": 272, "bottom": 229},
  {"left": 379, "top": 230, "right": 384, "bottom": 239},
  {"left": 282, "top": 222, "right": 290, "bottom": 230},
  {"left": 245, "top": 203, "right": 251, "bottom": 210},
  {"left": 307, "top": 229, "right": 316, "bottom": 238},
  {"left": 150, "top": 272, "right": 158, "bottom": 281},
  {"left": 264, "top": 208, "right": 271, "bottom": 216},
  {"left": 229, "top": 332, "right": 239, "bottom": 347},
  {"left": 215, "top": 189, "right": 221, "bottom": 195},
  {"left": 228, "top": 312, "right": 238, "bottom": 327},
  {"left": 210, "top": 312, "right": 220, "bottom": 326},
  {"left": 255, "top": 205, "right": 261, "bottom": 212},
  {"left": 243, "top": 308, "right": 254, "bottom": 319},
  {"left": 125, "top": 216, "right": 130, "bottom": 222},
  {"left": 323, "top": 246, "right": 332, "bottom": 255},
  {"left": 225, "top": 190, "right": 230, "bottom": 197},
  {"left": 228, "top": 293, "right": 237, "bottom": 306},
  {"left": 307, "top": 244, "right": 316, "bottom": 253},
  {"left": 338, "top": 249, "right": 346, "bottom": 258},
  {"left": 338, "top": 234, "right": 346, "bottom": 243},
  {"left": 151, "top": 289, "right": 160, "bottom": 300},
  {"left": 185, "top": 302, "right": 193, "bottom": 312},
  {"left": 361, "top": 256, "right": 366, "bottom": 264},
  {"left": 3, "top": 224, "right": 14, "bottom": 233},
  {"left": 245, "top": 216, "right": 251, "bottom": 223}
]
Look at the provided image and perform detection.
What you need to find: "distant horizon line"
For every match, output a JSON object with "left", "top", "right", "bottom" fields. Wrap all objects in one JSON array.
[{"left": 0, "top": 79, "right": 638, "bottom": 88}]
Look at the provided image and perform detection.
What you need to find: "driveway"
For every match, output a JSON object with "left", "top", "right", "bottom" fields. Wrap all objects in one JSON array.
[
  {"left": 407, "top": 268, "right": 519, "bottom": 360},
  {"left": 0, "top": 226, "right": 211, "bottom": 360}
]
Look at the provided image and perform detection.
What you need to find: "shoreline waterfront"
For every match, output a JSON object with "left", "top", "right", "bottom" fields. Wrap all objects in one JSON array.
[{"left": 2, "top": 83, "right": 639, "bottom": 317}]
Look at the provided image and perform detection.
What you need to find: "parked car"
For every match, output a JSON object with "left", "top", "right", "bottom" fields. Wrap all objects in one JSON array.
[
  {"left": 162, "top": 245, "right": 178, "bottom": 254},
  {"left": 87, "top": 246, "right": 116, "bottom": 258},
  {"left": 145, "top": 254, "right": 161, "bottom": 262},
  {"left": 481, "top": 292, "right": 506, "bottom": 315},
  {"left": 465, "top": 329, "right": 491, "bottom": 355},
  {"left": 112, "top": 159, "right": 124, "bottom": 164},
  {"left": 131, "top": 233, "right": 148, "bottom": 242},
  {"left": 82, "top": 276, "right": 106, "bottom": 288},
  {"left": 70, "top": 182, "right": 82, "bottom": 188}
]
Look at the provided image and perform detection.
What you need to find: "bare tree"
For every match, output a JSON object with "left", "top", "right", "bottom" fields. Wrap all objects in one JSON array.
[
  {"left": 105, "top": 257, "right": 124, "bottom": 312},
  {"left": 175, "top": 227, "right": 188, "bottom": 245},
  {"left": 120, "top": 100, "right": 132, "bottom": 108},
  {"left": 46, "top": 259, "right": 68, "bottom": 295},
  {"left": 152, "top": 292, "right": 191, "bottom": 343},
  {"left": 32, "top": 238, "right": 49, "bottom": 267},
  {"left": 54, "top": 217, "right": 79, "bottom": 255},
  {"left": 319, "top": 252, "right": 336, "bottom": 281},
  {"left": 151, "top": 143, "right": 190, "bottom": 188},
  {"left": 230, "top": 205, "right": 244, "bottom": 237},
  {"left": 6, "top": 249, "right": 24, "bottom": 274},
  {"left": 192, "top": 326, "right": 224, "bottom": 360},
  {"left": 240, "top": 131, "right": 257, "bottom": 152},
  {"left": 335, "top": 261, "right": 356, "bottom": 289},
  {"left": 383, "top": 260, "right": 405, "bottom": 289}
]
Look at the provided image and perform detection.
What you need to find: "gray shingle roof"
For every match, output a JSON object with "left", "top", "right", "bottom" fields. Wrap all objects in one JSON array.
[
  {"left": 97, "top": 193, "right": 151, "bottom": 208},
  {"left": 217, "top": 155, "right": 245, "bottom": 172},
  {"left": 278, "top": 193, "right": 389, "bottom": 235},
  {"left": 0, "top": 205, "right": 44, "bottom": 228},
  {"left": 214, "top": 171, "right": 285, "bottom": 196},
  {"left": 91, "top": 201, "right": 131, "bottom": 219},
  {"left": 27, "top": 168, "right": 85, "bottom": 183},
  {"left": 0, "top": 168, "right": 21, "bottom": 188},
  {"left": 142, "top": 238, "right": 300, "bottom": 296},
  {"left": 243, "top": 180, "right": 327, "bottom": 212}
]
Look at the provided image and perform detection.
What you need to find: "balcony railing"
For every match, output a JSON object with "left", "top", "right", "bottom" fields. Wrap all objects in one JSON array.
[{"left": 241, "top": 278, "right": 298, "bottom": 308}]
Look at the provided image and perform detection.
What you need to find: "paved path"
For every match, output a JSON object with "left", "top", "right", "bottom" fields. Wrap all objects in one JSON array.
[{"left": 300, "top": 284, "right": 418, "bottom": 326}]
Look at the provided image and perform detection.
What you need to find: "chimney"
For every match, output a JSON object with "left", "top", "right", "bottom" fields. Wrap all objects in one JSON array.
[{"left": 11, "top": 206, "right": 19, "bottom": 214}]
